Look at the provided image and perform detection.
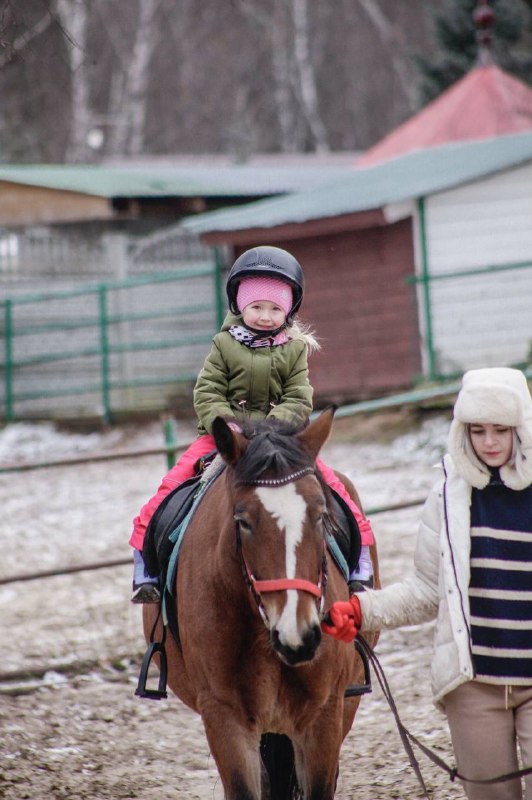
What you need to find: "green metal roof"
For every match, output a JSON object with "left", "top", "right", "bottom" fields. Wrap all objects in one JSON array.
[
  {"left": 0, "top": 161, "right": 353, "bottom": 199},
  {"left": 181, "top": 132, "right": 532, "bottom": 234}
]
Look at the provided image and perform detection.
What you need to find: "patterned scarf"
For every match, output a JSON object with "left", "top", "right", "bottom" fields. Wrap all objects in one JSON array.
[{"left": 229, "top": 324, "right": 289, "bottom": 348}]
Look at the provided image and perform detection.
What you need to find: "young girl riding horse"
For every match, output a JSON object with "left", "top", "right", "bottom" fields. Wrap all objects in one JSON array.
[{"left": 130, "top": 245, "right": 374, "bottom": 602}]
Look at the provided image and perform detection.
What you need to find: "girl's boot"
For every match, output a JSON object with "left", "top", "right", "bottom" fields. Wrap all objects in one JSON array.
[{"left": 131, "top": 548, "right": 160, "bottom": 604}]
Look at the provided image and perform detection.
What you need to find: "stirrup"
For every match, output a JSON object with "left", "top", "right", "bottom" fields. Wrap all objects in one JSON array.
[
  {"left": 136, "top": 617, "right": 168, "bottom": 700},
  {"left": 344, "top": 638, "right": 372, "bottom": 697}
]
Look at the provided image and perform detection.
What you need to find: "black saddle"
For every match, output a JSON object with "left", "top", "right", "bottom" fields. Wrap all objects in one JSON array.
[
  {"left": 327, "top": 490, "right": 361, "bottom": 576},
  {"left": 142, "top": 474, "right": 205, "bottom": 581}
]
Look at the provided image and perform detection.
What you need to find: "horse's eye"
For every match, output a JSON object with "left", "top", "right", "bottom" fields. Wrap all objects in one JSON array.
[{"left": 235, "top": 516, "right": 252, "bottom": 534}]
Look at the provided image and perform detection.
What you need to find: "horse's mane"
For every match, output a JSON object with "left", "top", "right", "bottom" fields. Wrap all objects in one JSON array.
[{"left": 233, "top": 418, "right": 312, "bottom": 485}]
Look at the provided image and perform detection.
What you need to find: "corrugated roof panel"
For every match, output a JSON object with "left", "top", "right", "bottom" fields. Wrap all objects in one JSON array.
[
  {"left": 181, "top": 132, "right": 532, "bottom": 234},
  {"left": 0, "top": 162, "right": 353, "bottom": 198}
]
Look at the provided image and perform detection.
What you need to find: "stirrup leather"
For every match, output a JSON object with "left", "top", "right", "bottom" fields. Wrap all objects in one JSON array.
[{"left": 344, "top": 638, "right": 372, "bottom": 697}]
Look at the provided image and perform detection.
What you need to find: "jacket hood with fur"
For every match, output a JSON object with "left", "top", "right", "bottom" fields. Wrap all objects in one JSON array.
[{"left": 448, "top": 367, "right": 532, "bottom": 491}]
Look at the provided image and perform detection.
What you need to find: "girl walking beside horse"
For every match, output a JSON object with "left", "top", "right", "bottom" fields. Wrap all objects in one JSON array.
[
  {"left": 130, "top": 245, "right": 375, "bottom": 603},
  {"left": 323, "top": 367, "right": 532, "bottom": 800}
]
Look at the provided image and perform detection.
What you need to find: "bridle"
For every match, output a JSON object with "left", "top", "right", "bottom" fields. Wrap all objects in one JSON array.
[{"left": 234, "top": 466, "right": 328, "bottom": 623}]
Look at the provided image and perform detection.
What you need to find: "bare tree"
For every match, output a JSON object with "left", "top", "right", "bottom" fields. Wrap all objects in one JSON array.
[
  {"left": 0, "top": 0, "right": 435, "bottom": 162},
  {"left": 291, "top": 0, "right": 329, "bottom": 151},
  {"left": 358, "top": 0, "right": 418, "bottom": 113},
  {"left": 270, "top": 0, "right": 298, "bottom": 151},
  {"left": 0, "top": 7, "right": 54, "bottom": 69},
  {"left": 55, "top": 0, "right": 92, "bottom": 162},
  {"left": 105, "top": 0, "right": 162, "bottom": 156},
  {"left": 237, "top": 0, "right": 328, "bottom": 152}
]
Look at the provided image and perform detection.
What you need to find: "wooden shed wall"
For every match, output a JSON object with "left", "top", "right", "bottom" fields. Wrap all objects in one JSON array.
[
  {"left": 0, "top": 183, "right": 112, "bottom": 225},
  {"left": 235, "top": 219, "right": 420, "bottom": 404},
  {"left": 418, "top": 161, "right": 532, "bottom": 372}
]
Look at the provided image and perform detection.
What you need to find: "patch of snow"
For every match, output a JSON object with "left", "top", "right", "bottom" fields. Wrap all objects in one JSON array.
[
  {"left": 0, "top": 422, "right": 118, "bottom": 465},
  {"left": 0, "top": 418, "right": 196, "bottom": 466}
]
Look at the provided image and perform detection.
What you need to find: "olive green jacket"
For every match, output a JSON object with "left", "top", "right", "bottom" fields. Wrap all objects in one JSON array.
[{"left": 193, "top": 313, "right": 313, "bottom": 434}]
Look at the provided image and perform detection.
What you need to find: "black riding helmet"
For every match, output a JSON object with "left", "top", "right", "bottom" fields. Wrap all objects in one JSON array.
[{"left": 226, "top": 246, "right": 304, "bottom": 325}]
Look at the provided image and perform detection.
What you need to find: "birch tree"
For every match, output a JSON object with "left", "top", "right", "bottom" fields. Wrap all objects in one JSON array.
[
  {"left": 358, "top": 0, "right": 418, "bottom": 113},
  {"left": 0, "top": 0, "right": 437, "bottom": 161},
  {"left": 291, "top": 0, "right": 329, "bottom": 151},
  {"left": 55, "top": 0, "right": 92, "bottom": 162},
  {"left": 105, "top": 0, "right": 162, "bottom": 156}
]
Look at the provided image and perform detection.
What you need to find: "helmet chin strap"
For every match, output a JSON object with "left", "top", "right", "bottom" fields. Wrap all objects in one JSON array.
[{"left": 245, "top": 322, "right": 287, "bottom": 343}]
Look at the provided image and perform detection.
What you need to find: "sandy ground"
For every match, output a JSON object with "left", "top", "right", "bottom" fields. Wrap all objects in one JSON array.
[{"left": 0, "top": 412, "right": 467, "bottom": 799}]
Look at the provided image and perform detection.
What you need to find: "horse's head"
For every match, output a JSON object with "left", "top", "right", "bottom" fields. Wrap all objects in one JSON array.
[{"left": 212, "top": 408, "right": 335, "bottom": 666}]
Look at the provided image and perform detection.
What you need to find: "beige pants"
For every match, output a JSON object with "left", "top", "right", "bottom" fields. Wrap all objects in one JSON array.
[{"left": 443, "top": 681, "right": 532, "bottom": 800}]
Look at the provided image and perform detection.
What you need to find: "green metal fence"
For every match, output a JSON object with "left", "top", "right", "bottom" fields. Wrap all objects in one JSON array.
[{"left": 1, "top": 256, "right": 225, "bottom": 423}]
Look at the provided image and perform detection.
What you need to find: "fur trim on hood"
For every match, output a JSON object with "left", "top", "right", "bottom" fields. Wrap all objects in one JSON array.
[{"left": 448, "top": 367, "right": 532, "bottom": 491}]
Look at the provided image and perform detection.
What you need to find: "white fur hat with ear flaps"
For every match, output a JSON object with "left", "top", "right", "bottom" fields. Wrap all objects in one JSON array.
[{"left": 448, "top": 367, "right": 532, "bottom": 491}]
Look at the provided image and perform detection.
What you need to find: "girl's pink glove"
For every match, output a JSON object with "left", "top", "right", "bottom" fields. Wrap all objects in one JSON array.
[{"left": 321, "top": 594, "right": 362, "bottom": 643}]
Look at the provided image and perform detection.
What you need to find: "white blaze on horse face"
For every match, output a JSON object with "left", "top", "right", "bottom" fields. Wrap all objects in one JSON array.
[{"left": 255, "top": 484, "right": 318, "bottom": 645}]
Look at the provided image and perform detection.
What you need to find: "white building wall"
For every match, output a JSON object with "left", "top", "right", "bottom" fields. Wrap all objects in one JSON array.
[{"left": 413, "top": 161, "right": 532, "bottom": 376}]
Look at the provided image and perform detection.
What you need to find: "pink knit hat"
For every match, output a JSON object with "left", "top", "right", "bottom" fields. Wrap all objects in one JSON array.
[{"left": 236, "top": 276, "right": 293, "bottom": 316}]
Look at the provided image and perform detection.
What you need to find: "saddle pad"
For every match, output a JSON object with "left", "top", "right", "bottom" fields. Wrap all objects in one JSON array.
[{"left": 161, "top": 468, "right": 224, "bottom": 644}]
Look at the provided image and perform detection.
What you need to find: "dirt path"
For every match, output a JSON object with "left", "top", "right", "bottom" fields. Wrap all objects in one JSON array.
[{"left": 0, "top": 415, "right": 466, "bottom": 799}]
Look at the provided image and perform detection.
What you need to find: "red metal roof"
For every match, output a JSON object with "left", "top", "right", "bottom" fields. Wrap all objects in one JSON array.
[{"left": 358, "top": 64, "right": 532, "bottom": 167}]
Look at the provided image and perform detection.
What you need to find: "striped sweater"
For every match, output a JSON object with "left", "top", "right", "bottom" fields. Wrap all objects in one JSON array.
[{"left": 469, "top": 471, "right": 532, "bottom": 685}]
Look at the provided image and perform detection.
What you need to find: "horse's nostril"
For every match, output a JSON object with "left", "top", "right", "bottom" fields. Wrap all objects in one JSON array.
[
  {"left": 272, "top": 624, "right": 322, "bottom": 665},
  {"left": 309, "top": 624, "right": 322, "bottom": 648},
  {"left": 302, "top": 624, "right": 321, "bottom": 654}
]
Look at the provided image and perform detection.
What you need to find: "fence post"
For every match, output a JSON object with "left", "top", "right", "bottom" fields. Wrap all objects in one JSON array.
[
  {"left": 98, "top": 285, "right": 112, "bottom": 423},
  {"left": 213, "top": 246, "right": 225, "bottom": 329},
  {"left": 3, "top": 299, "right": 14, "bottom": 422},
  {"left": 104, "top": 233, "right": 134, "bottom": 408},
  {"left": 163, "top": 416, "right": 178, "bottom": 469},
  {"left": 416, "top": 197, "right": 437, "bottom": 380}
]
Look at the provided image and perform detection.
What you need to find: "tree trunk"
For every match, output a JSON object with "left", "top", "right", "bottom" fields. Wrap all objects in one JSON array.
[
  {"left": 358, "top": 0, "right": 417, "bottom": 113},
  {"left": 56, "top": 0, "right": 92, "bottom": 162},
  {"left": 271, "top": 0, "right": 300, "bottom": 152},
  {"left": 106, "top": 0, "right": 161, "bottom": 156},
  {"left": 291, "top": 0, "right": 329, "bottom": 152},
  {"left": 126, "top": 0, "right": 161, "bottom": 155}
]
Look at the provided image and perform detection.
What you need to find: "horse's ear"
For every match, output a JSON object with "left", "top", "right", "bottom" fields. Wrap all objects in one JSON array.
[
  {"left": 212, "top": 417, "right": 248, "bottom": 466},
  {"left": 296, "top": 406, "right": 336, "bottom": 461}
]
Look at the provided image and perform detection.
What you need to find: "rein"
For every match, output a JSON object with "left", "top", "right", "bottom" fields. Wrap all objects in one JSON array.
[{"left": 355, "top": 635, "right": 532, "bottom": 797}]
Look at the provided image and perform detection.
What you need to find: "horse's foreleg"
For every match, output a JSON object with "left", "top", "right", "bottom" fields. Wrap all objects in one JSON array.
[
  {"left": 293, "top": 715, "right": 344, "bottom": 800},
  {"left": 201, "top": 711, "right": 262, "bottom": 800}
]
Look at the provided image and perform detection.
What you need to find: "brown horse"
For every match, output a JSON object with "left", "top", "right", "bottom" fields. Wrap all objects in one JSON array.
[{"left": 143, "top": 408, "right": 379, "bottom": 799}]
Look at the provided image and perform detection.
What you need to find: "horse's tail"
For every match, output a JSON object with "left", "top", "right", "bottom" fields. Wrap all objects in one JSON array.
[{"left": 260, "top": 734, "right": 303, "bottom": 800}]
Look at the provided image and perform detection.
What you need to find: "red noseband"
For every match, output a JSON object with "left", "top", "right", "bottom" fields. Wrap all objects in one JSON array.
[
  {"left": 252, "top": 577, "right": 322, "bottom": 598},
  {"left": 235, "top": 466, "right": 327, "bottom": 620}
]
